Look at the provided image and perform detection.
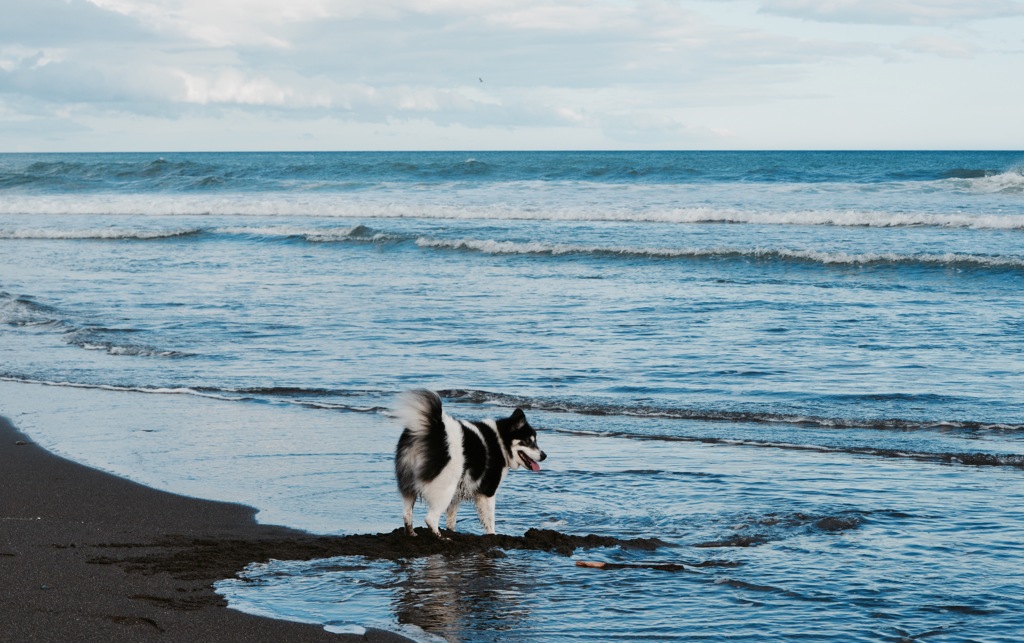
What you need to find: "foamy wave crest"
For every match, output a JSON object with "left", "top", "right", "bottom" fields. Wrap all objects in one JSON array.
[
  {"left": 946, "top": 168, "right": 1024, "bottom": 194},
  {"left": 659, "top": 210, "right": 1024, "bottom": 230},
  {"left": 415, "top": 237, "right": 1024, "bottom": 269},
  {"left": 0, "top": 227, "right": 202, "bottom": 240},
  {"left": 0, "top": 376, "right": 237, "bottom": 401},
  {"left": 4, "top": 194, "right": 1023, "bottom": 230},
  {"left": 213, "top": 224, "right": 400, "bottom": 243},
  {"left": 0, "top": 292, "right": 64, "bottom": 327},
  {"left": 0, "top": 375, "right": 388, "bottom": 413},
  {"left": 62, "top": 329, "right": 192, "bottom": 358},
  {"left": 438, "top": 388, "right": 1024, "bottom": 434}
]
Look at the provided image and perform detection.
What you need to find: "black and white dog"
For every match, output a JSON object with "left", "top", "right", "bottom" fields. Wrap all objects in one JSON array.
[{"left": 395, "top": 389, "right": 546, "bottom": 537}]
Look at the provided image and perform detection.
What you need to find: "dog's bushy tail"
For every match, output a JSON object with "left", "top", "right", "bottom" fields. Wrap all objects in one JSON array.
[
  {"left": 396, "top": 389, "right": 444, "bottom": 436},
  {"left": 395, "top": 390, "right": 449, "bottom": 494}
]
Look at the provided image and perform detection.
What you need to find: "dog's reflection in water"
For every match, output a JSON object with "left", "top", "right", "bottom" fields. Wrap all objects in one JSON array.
[{"left": 391, "top": 552, "right": 529, "bottom": 640}]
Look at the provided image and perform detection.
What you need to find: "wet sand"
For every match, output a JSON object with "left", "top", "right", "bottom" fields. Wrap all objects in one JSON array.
[
  {"left": 0, "top": 416, "right": 407, "bottom": 642},
  {"left": 1, "top": 415, "right": 662, "bottom": 640}
]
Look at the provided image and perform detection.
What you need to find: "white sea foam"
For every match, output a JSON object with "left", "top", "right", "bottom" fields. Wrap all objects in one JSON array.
[
  {"left": 414, "top": 237, "right": 1024, "bottom": 268},
  {"left": 69, "top": 340, "right": 189, "bottom": 358},
  {"left": 946, "top": 169, "right": 1024, "bottom": 194},
  {"left": 213, "top": 224, "right": 396, "bottom": 243},
  {"left": 214, "top": 224, "right": 358, "bottom": 238},
  {"left": 2, "top": 193, "right": 1023, "bottom": 229},
  {"left": 0, "top": 293, "right": 62, "bottom": 327},
  {"left": 0, "top": 375, "right": 237, "bottom": 400}
]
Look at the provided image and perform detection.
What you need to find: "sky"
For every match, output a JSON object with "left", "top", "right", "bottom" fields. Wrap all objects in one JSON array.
[{"left": 2, "top": 0, "right": 1023, "bottom": 151}]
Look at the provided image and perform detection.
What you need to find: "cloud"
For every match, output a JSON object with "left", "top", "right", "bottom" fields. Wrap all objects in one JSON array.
[
  {"left": 3, "top": 0, "right": 1022, "bottom": 150},
  {"left": 759, "top": 0, "right": 1024, "bottom": 26},
  {"left": 898, "top": 34, "right": 978, "bottom": 58},
  {"left": 0, "top": 52, "right": 178, "bottom": 106},
  {"left": 3, "top": 0, "right": 883, "bottom": 117},
  {"left": 85, "top": 0, "right": 344, "bottom": 47},
  {"left": 0, "top": 0, "right": 152, "bottom": 46},
  {"left": 175, "top": 69, "right": 297, "bottom": 106}
]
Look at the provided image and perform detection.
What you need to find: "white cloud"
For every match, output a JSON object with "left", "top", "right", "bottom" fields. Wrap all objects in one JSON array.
[
  {"left": 1, "top": 0, "right": 1023, "bottom": 149},
  {"left": 898, "top": 34, "right": 978, "bottom": 58},
  {"left": 85, "top": 0, "right": 343, "bottom": 47},
  {"left": 175, "top": 69, "right": 295, "bottom": 105},
  {"left": 759, "top": 0, "right": 1024, "bottom": 26}
]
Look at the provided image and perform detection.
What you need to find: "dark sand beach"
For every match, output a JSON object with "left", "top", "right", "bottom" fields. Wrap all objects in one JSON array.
[
  {"left": 0, "top": 415, "right": 415, "bottom": 641},
  {"left": 1, "top": 415, "right": 662, "bottom": 640}
]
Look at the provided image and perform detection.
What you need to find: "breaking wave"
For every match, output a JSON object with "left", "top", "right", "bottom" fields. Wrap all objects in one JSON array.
[
  {"left": 0, "top": 292, "right": 64, "bottom": 328},
  {"left": 551, "top": 427, "right": 1024, "bottom": 470},
  {"left": 945, "top": 168, "right": 1024, "bottom": 194},
  {"left": 213, "top": 224, "right": 402, "bottom": 243},
  {"left": 415, "top": 237, "right": 1024, "bottom": 270},
  {"left": 61, "top": 328, "right": 193, "bottom": 358},
  {"left": 436, "top": 388, "right": 1024, "bottom": 434},
  {"left": 2, "top": 196, "right": 1024, "bottom": 230}
]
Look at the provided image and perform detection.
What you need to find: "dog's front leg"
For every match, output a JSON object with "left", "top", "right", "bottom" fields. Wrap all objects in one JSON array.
[{"left": 474, "top": 494, "right": 497, "bottom": 535}]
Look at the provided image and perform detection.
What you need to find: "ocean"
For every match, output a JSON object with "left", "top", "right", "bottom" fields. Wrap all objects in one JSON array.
[{"left": 1, "top": 150, "right": 1023, "bottom": 641}]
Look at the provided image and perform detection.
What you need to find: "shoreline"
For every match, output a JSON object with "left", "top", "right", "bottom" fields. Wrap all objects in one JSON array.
[
  {"left": 0, "top": 415, "right": 409, "bottom": 642},
  {"left": 1, "top": 413, "right": 662, "bottom": 641}
]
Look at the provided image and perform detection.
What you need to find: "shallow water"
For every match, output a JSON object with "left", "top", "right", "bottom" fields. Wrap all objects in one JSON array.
[{"left": 2, "top": 151, "right": 1023, "bottom": 640}]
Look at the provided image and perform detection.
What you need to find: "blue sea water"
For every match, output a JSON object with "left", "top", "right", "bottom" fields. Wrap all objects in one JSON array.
[{"left": 2, "top": 151, "right": 1024, "bottom": 641}]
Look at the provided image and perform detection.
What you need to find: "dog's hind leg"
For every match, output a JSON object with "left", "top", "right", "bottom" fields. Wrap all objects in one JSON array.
[
  {"left": 424, "top": 502, "right": 446, "bottom": 538},
  {"left": 421, "top": 465, "right": 460, "bottom": 538},
  {"left": 446, "top": 499, "right": 460, "bottom": 532},
  {"left": 474, "top": 494, "right": 497, "bottom": 535},
  {"left": 402, "top": 494, "right": 417, "bottom": 537}
]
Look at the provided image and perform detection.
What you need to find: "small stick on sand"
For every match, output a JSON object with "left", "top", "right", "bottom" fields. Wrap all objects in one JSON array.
[{"left": 576, "top": 560, "right": 689, "bottom": 572}]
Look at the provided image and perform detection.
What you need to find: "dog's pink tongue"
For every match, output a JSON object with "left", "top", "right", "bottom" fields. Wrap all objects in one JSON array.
[{"left": 529, "top": 460, "right": 541, "bottom": 472}]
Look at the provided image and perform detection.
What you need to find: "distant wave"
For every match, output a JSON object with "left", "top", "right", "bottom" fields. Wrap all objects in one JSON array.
[
  {"left": 0, "top": 157, "right": 250, "bottom": 192},
  {"left": 0, "top": 227, "right": 202, "bottom": 240},
  {"left": 0, "top": 156, "right": 500, "bottom": 192},
  {"left": 0, "top": 224, "right": 401, "bottom": 244},
  {"left": 416, "top": 237, "right": 1024, "bottom": 270},
  {"left": 3, "top": 153, "right": 1022, "bottom": 193}
]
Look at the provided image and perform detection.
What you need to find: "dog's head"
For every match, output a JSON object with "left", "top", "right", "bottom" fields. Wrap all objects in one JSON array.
[{"left": 503, "top": 408, "right": 547, "bottom": 472}]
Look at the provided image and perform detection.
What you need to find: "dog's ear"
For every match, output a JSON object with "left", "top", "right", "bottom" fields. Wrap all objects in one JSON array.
[{"left": 510, "top": 408, "right": 527, "bottom": 426}]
